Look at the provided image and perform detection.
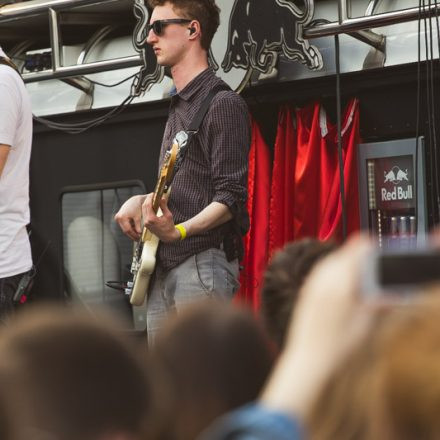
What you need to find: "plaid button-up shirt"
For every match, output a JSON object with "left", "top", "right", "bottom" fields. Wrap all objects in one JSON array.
[{"left": 157, "top": 68, "right": 251, "bottom": 271}]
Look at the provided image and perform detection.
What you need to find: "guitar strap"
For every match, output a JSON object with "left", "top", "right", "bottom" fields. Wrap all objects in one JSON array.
[
  {"left": 186, "top": 84, "right": 230, "bottom": 142},
  {"left": 170, "top": 84, "right": 229, "bottom": 179}
]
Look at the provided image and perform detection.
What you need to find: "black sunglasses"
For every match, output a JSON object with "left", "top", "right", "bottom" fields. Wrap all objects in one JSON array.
[{"left": 147, "top": 18, "right": 192, "bottom": 36}]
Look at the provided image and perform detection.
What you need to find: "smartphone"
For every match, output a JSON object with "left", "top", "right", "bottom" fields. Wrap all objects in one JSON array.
[{"left": 362, "top": 248, "right": 440, "bottom": 298}]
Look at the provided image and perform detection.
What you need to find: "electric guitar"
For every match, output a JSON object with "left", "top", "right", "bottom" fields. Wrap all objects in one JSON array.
[{"left": 129, "top": 131, "right": 189, "bottom": 306}]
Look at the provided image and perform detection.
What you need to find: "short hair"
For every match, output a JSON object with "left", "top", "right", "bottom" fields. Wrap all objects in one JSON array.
[
  {"left": 148, "top": 0, "right": 220, "bottom": 50},
  {"left": 261, "top": 238, "right": 337, "bottom": 349},
  {"left": 0, "top": 394, "right": 13, "bottom": 440},
  {"left": 149, "top": 302, "right": 275, "bottom": 439},
  {"left": 0, "top": 305, "right": 151, "bottom": 440}
]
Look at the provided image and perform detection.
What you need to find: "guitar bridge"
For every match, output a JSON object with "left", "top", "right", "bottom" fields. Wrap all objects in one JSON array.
[
  {"left": 125, "top": 281, "right": 133, "bottom": 296},
  {"left": 131, "top": 258, "right": 140, "bottom": 274}
]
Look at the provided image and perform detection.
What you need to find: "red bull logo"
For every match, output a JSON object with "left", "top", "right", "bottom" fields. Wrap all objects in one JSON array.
[
  {"left": 382, "top": 166, "right": 413, "bottom": 202},
  {"left": 381, "top": 185, "right": 413, "bottom": 201},
  {"left": 131, "top": 0, "right": 323, "bottom": 94},
  {"left": 221, "top": 0, "right": 322, "bottom": 75},
  {"left": 383, "top": 166, "right": 410, "bottom": 185}
]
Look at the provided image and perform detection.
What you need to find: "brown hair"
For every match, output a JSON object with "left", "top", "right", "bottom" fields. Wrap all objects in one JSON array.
[
  {"left": 0, "top": 305, "right": 152, "bottom": 440},
  {"left": 147, "top": 0, "right": 220, "bottom": 50},
  {"left": 308, "top": 290, "right": 440, "bottom": 440},
  {"left": 0, "top": 392, "right": 13, "bottom": 440},
  {"left": 149, "top": 302, "right": 275, "bottom": 440},
  {"left": 261, "top": 238, "right": 337, "bottom": 349}
]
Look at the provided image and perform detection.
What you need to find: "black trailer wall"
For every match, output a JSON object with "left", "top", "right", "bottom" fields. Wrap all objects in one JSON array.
[{"left": 30, "top": 102, "right": 169, "bottom": 300}]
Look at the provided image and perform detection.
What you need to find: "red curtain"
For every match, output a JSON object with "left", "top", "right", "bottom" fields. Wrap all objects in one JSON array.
[
  {"left": 318, "top": 98, "right": 360, "bottom": 240},
  {"left": 236, "top": 119, "right": 271, "bottom": 311},
  {"left": 268, "top": 106, "right": 296, "bottom": 259},
  {"left": 239, "top": 101, "right": 360, "bottom": 310},
  {"left": 293, "top": 99, "right": 360, "bottom": 241}
]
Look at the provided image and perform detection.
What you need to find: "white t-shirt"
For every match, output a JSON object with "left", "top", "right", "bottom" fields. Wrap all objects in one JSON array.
[{"left": 0, "top": 47, "right": 33, "bottom": 278}]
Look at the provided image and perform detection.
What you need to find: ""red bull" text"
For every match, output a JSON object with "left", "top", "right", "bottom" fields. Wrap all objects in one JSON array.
[{"left": 381, "top": 185, "right": 413, "bottom": 201}]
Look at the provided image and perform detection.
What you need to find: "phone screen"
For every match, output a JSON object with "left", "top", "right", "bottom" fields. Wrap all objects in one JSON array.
[{"left": 379, "top": 252, "right": 440, "bottom": 287}]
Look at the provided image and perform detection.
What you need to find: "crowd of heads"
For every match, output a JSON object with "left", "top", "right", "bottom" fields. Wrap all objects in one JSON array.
[
  {"left": 1, "top": 235, "right": 440, "bottom": 439},
  {"left": 0, "top": 301, "right": 274, "bottom": 440},
  {"left": 0, "top": 306, "right": 153, "bottom": 440}
]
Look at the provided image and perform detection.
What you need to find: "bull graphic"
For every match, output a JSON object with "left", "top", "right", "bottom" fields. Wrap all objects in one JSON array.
[
  {"left": 396, "top": 169, "right": 409, "bottom": 182},
  {"left": 384, "top": 167, "right": 409, "bottom": 184},
  {"left": 222, "top": 0, "right": 323, "bottom": 74},
  {"left": 130, "top": 0, "right": 164, "bottom": 97},
  {"left": 384, "top": 170, "right": 396, "bottom": 183}
]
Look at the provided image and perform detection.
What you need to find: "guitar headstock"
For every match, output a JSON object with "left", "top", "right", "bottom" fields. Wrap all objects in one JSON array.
[
  {"left": 172, "top": 131, "right": 189, "bottom": 175},
  {"left": 152, "top": 131, "right": 190, "bottom": 212},
  {"left": 162, "top": 130, "right": 189, "bottom": 185}
]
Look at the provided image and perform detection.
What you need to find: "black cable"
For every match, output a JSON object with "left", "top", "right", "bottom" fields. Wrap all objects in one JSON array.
[
  {"left": 35, "top": 94, "right": 133, "bottom": 128},
  {"left": 33, "top": 94, "right": 135, "bottom": 134},
  {"left": 427, "top": 0, "right": 439, "bottom": 221},
  {"left": 433, "top": 0, "right": 440, "bottom": 219},
  {"left": 32, "top": 70, "right": 140, "bottom": 134},
  {"left": 100, "top": 189, "right": 107, "bottom": 303},
  {"left": 422, "top": 0, "right": 437, "bottom": 223},
  {"left": 84, "top": 71, "right": 139, "bottom": 88},
  {"left": 335, "top": 33, "right": 347, "bottom": 240},
  {"left": 33, "top": 240, "right": 51, "bottom": 268},
  {"left": 416, "top": 0, "right": 422, "bottom": 143},
  {"left": 415, "top": 0, "right": 422, "bottom": 234}
]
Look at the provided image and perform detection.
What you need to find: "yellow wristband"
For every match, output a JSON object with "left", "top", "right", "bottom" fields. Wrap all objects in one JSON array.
[{"left": 175, "top": 224, "right": 187, "bottom": 240}]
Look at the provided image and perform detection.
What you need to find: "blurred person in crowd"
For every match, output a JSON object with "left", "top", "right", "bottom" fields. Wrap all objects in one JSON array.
[
  {"left": 149, "top": 301, "right": 275, "bottom": 440},
  {"left": 0, "top": 305, "right": 152, "bottom": 440},
  {"left": 199, "top": 235, "right": 377, "bottom": 439},
  {"left": 308, "top": 286, "right": 440, "bottom": 440},
  {"left": 0, "top": 43, "right": 33, "bottom": 324},
  {"left": 261, "top": 238, "right": 337, "bottom": 350},
  {"left": 0, "top": 394, "right": 13, "bottom": 440}
]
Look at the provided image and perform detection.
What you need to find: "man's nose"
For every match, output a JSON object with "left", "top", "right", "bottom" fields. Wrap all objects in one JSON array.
[{"left": 146, "top": 28, "right": 156, "bottom": 45}]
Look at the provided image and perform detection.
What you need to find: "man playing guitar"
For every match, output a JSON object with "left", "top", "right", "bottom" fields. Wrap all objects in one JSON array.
[{"left": 115, "top": 0, "right": 250, "bottom": 344}]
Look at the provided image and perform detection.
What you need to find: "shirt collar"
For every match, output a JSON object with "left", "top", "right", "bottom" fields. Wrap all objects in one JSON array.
[{"left": 176, "top": 67, "right": 214, "bottom": 101}]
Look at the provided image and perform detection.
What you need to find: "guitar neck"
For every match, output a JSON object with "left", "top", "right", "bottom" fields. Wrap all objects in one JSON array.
[
  {"left": 143, "top": 141, "right": 177, "bottom": 229},
  {"left": 152, "top": 190, "right": 164, "bottom": 213}
]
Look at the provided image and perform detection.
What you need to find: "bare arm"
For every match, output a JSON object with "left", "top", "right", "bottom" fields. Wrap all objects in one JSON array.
[
  {"left": 0, "top": 144, "right": 10, "bottom": 178},
  {"left": 260, "top": 236, "right": 375, "bottom": 420},
  {"left": 142, "top": 196, "right": 232, "bottom": 243}
]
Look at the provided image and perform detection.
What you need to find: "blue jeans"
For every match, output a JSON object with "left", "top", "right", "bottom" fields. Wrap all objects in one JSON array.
[{"left": 147, "top": 247, "right": 239, "bottom": 345}]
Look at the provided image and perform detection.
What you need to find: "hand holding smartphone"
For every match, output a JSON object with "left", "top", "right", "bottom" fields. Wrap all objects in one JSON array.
[{"left": 362, "top": 247, "right": 440, "bottom": 299}]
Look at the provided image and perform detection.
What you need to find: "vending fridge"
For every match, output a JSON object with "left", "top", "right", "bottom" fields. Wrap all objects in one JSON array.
[{"left": 358, "top": 137, "right": 427, "bottom": 249}]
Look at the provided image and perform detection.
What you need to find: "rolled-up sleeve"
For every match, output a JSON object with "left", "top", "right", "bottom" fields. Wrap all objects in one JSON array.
[{"left": 206, "top": 91, "right": 251, "bottom": 218}]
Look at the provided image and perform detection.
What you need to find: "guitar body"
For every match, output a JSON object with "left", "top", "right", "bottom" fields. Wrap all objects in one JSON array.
[
  {"left": 129, "top": 208, "right": 162, "bottom": 306},
  {"left": 128, "top": 131, "right": 189, "bottom": 307},
  {"left": 130, "top": 232, "right": 159, "bottom": 306}
]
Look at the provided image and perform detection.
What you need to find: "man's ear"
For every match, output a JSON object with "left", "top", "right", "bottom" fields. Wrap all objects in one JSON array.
[{"left": 187, "top": 20, "right": 200, "bottom": 38}]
